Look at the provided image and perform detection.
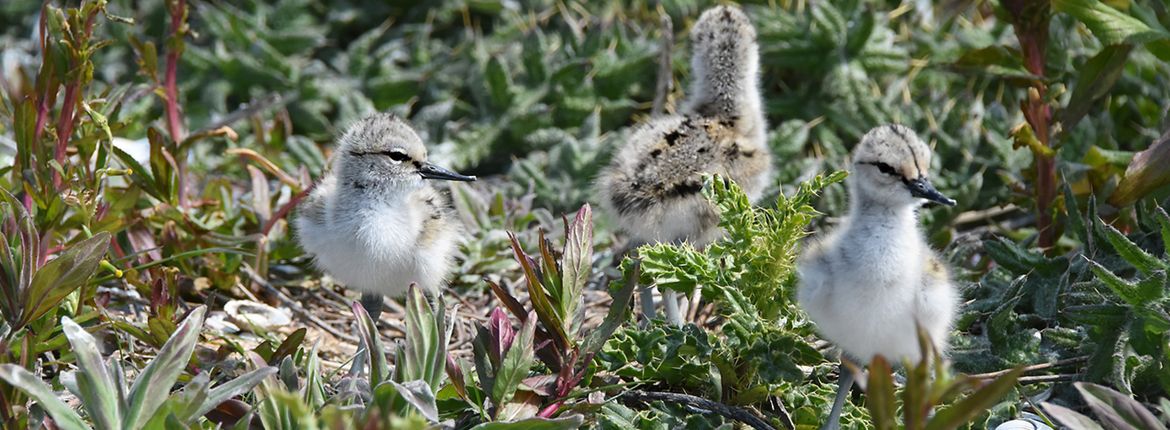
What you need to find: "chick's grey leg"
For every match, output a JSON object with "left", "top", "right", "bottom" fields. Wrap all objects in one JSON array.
[
  {"left": 823, "top": 362, "right": 855, "bottom": 430},
  {"left": 639, "top": 286, "right": 658, "bottom": 326},
  {"left": 360, "top": 293, "right": 384, "bottom": 321},
  {"left": 663, "top": 289, "right": 683, "bottom": 326}
]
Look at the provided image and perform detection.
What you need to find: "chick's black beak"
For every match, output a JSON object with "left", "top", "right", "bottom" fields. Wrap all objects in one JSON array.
[
  {"left": 418, "top": 162, "right": 476, "bottom": 182},
  {"left": 905, "top": 177, "right": 955, "bottom": 206}
]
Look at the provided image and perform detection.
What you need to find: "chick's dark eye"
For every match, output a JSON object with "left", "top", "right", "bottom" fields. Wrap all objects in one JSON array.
[
  {"left": 866, "top": 162, "right": 899, "bottom": 176},
  {"left": 385, "top": 151, "right": 410, "bottom": 162}
]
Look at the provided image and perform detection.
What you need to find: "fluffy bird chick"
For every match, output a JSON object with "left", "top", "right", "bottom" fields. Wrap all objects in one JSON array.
[
  {"left": 599, "top": 5, "right": 772, "bottom": 249},
  {"left": 797, "top": 124, "right": 958, "bottom": 430},
  {"left": 684, "top": 5, "right": 767, "bottom": 150},
  {"left": 295, "top": 113, "right": 475, "bottom": 319}
]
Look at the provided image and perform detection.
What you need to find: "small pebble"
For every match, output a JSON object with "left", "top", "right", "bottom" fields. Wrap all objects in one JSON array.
[{"left": 224, "top": 300, "right": 291, "bottom": 332}]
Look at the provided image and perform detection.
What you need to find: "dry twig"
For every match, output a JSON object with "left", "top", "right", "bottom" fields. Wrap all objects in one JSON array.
[{"left": 241, "top": 265, "right": 358, "bottom": 343}]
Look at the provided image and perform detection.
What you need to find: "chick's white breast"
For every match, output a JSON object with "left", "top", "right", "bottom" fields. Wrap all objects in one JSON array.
[
  {"left": 305, "top": 186, "right": 447, "bottom": 297},
  {"left": 797, "top": 222, "right": 938, "bottom": 364}
]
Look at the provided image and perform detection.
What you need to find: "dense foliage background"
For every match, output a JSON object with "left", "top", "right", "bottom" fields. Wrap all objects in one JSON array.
[{"left": 1, "top": 0, "right": 1170, "bottom": 429}]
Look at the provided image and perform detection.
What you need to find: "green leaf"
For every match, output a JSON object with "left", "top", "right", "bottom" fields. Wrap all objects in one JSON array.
[
  {"left": 260, "top": 389, "right": 319, "bottom": 430},
  {"left": 23, "top": 232, "right": 110, "bottom": 327},
  {"left": 0, "top": 364, "right": 91, "bottom": 430},
  {"left": 1134, "top": 272, "right": 1167, "bottom": 307},
  {"left": 560, "top": 204, "right": 592, "bottom": 340},
  {"left": 537, "top": 231, "right": 564, "bottom": 333},
  {"left": 1157, "top": 205, "right": 1170, "bottom": 254},
  {"left": 1058, "top": 44, "right": 1133, "bottom": 133},
  {"left": 61, "top": 317, "right": 121, "bottom": 430},
  {"left": 509, "top": 232, "right": 570, "bottom": 352},
  {"left": 485, "top": 56, "right": 513, "bottom": 109},
  {"left": 637, "top": 243, "right": 711, "bottom": 294},
  {"left": 1096, "top": 218, "right": 1168, "bottom": 274},
  {"left": 492, "top": 311, "right": 536, "bottom": 412},
  {"left": 1054, "top": 0, "right": 1170, "bottom": 45},
  {"left": 472, "top": 325, "right": 496, "bottom": 400},
  {"left": 268, "top": 328, "right": 306, "bottom": 365},
  {"left": 1111, "top": 130, "right": 1170, "bottom": 207},
  {"left": 580, "top": 260, "right": 638, "bottom": 360},
  {"left": 1075, "top": 382, "right": 1168, "bottom": 430},
  {"left": 1087, "top": 259, "right": 1146, "bottom": 306},
  {"left": 924, "top": 367, "right": 1023, "bottom": 430},
  {"left": 123, "top": 306, "right": 206, "bottom": 430},
  {"left": 301, "top": 344, "right": 327, "bottom": 409},
  {"left": 866, "top": 357, "right": 898, "bottom": 430},
  {"left": 170, "top": 371, "right": 211, "bottom": 424},
  {"left": 388, "top": 380, "right": 439, "bottom": 422},
  {"left": 1063, "top": 179, "right": 1089, "bottom": 244},
  {"left": 112, "top": 146, "right": 165, "bottom": 201},
  {"left": 950, "top": 46, "right": 1034, "bottom": 79},
  {"left": 353, "top": 301, "right": 389, "bottom": 387},
  {"left": 469, "top": 414, "right": 585, "bottom": 430},
  {"left": 396, "top": 285, "right": 448, "bottom": 390},
  {"left": 983, "top": 237, "right": 1048, "bottom": 275},
  {"left": 187, "top": 366, "right": 277, "bottom": 422}
]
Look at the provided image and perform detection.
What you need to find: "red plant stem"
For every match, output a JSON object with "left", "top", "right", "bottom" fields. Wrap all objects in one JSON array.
[
  {"left": 32, "top": 4, "right": 50, "bottom": 145},
  {"left": 1006, "top": 1, "right": 1055, "bottom": 251},
  {"left": 537, "top": 401, "right": 563, "bottom": 419},
  {"left": 165, "top": 0, "right": 188, "bottom": 207},
  {"left": 51, "top": 7, "right": 101, "bottom": 189},
  {"left": 52, "top": 84, "right": 80, "bottom": 187},
  {"left": 1021, "top": 39, "right": 1055, "bottom": 252}
]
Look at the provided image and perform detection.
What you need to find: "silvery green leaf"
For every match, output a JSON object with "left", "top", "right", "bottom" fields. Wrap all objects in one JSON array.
[
  {"left": 1075, "top": 382, "right": 1168, "bottom": 430},
  {"left": 123, "top": 306, "right": 206, "bottom": 429},
  {"left": 23, "top": 232, "right": 110, "bottom": 327},
  {"left": 389, "top": 379, "right": 439, "bottom": 423},
  {"left": 0, "top": 364, "right": 91, "bottom": 430},
  {"left": 353, "top": 301, "right": 389, "bottom": 388},
  {"left": 61, "top": 316, "right": 121, "bottom": 430},
  {"left": 191, "top": 366, "right": 277, "bottom": 422},
  {"left": 492, "top": 311, "right": 536, "bottom": 411}
]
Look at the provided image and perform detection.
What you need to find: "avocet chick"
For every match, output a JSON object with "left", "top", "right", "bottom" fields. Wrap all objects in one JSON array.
[
  {"left": 598, "top": 5, "right": 772, "bottom": 323},
  {"left": 295, "top": 113, "right": 475, "bottom": 319},
  {"left": 797, "top": 124, "right": 958, "bottom": 430}
]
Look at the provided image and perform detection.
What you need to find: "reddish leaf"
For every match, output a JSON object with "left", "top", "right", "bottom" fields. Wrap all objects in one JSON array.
[
  {"left": 487, "top": 307, "right": 517, "bottom": 368},
  {"left": 446, "top": 354, "right": 468, "bottom": 400},
  {"left": 485, "top": 277, "right": 528, "bottom": 322},
  {"left": 508, "top": 232, "right": 570, "bottom": 353}
]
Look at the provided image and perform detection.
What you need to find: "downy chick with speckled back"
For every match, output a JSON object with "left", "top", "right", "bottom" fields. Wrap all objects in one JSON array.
[
  {"left": 797, "top": 124, "right": 958, "bottom": 430},
  {"left": 598, "top": 5, "right": 773, "bottom": 324},
  {"left": 295, "top": 113, "right": 476, "bottom": 319}
]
